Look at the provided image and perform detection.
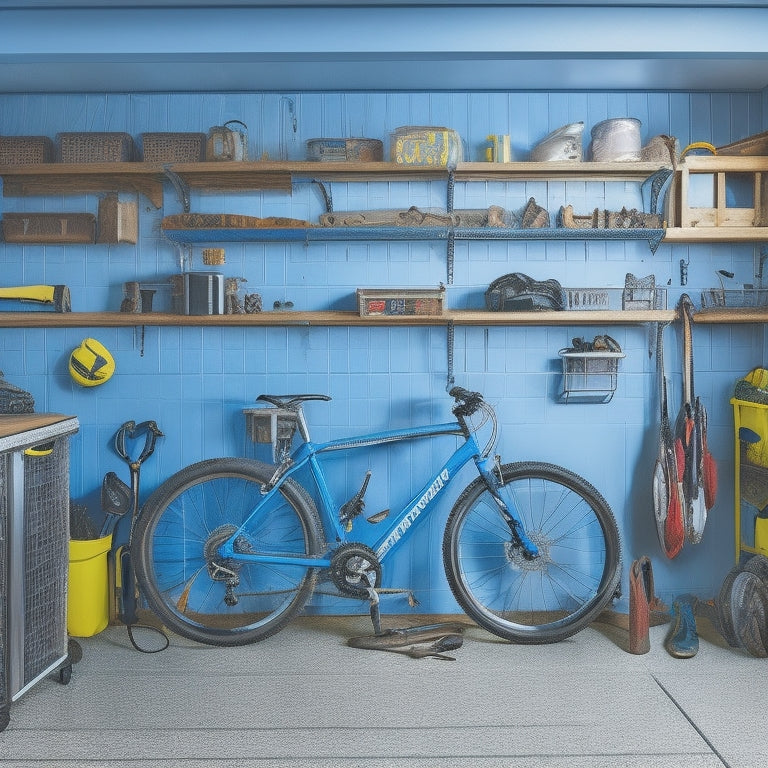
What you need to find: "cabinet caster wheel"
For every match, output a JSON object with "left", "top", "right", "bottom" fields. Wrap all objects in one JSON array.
[
  {"left": 56, "top": 663, "right": 72, "bottom": 685},
  {"left": 67, "top": 638, "right": 83, "bottom": 664}
]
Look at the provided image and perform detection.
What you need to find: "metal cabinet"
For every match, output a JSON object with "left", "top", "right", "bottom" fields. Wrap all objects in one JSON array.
[{"left": 0, "top": 414, "right": 79, "bottom": 731}]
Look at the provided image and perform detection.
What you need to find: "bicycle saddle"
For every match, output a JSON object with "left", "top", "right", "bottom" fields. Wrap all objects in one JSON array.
[{"left": 257, "top": 393, "right": 332, "bottom": 408}]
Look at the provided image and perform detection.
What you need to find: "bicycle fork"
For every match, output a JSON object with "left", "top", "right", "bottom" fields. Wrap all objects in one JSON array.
[{"left": 476, "top": 455, "right": 540, "bottom": 560}]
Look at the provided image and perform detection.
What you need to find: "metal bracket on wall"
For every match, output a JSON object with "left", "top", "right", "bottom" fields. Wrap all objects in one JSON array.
[
  {"left": 312, "top": 180, "right": 333, "bottom": 213},
  {"left": 446, "top": 169, "right": 456, "bottom": 284},
  {"left": 644, "top": 167, "right": 674, "bottom": 215},
  {"left": 163, "top": 167, "right": 191, "bottom": 213},
  {"left": 446, "top": 320, "right": 455, "bottom": 390}
]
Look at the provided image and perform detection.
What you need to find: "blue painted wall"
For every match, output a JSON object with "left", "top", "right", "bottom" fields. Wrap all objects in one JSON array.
[{"left": 0, "top": 89, "right": 765, "bottom": 614}]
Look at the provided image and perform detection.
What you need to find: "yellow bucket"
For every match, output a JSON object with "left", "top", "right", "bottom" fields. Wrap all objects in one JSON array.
[
  {"left": 756, "top": 518, "right": 768, "bottom": 557},
  {"left": 68, "top": 534, "right": 113, "bottom": 637}
]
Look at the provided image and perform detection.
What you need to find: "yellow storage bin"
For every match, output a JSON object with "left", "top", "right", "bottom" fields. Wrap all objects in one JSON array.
[
  {"left": 732, "top": 398, "right": 768, "bottom": 468},
  {"left": 756, "top": 517, "right": 768, "bottom": 556},
  {"left": 68, "top": 534, "right": 112, "bottom": 637}
]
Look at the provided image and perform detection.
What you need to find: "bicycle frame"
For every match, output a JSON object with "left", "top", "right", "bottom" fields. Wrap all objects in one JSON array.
[{"left": 218, "top": 417, "right": 538, "bottom": 568}]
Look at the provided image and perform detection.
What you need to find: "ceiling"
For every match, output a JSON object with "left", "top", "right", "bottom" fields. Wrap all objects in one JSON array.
[{"left": 0, "top": 2, "right": 767, "bottom": 94}]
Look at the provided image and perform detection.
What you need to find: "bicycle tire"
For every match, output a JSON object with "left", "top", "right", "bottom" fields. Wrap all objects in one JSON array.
[
  {"left": 133, "top": 458, "right": 323, "bottom": 646},
  {"left": 443, "top": 461, "right": 621, "bottom": 644}
]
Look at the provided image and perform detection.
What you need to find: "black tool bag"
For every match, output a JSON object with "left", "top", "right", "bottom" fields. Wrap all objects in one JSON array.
[
  {"left": 0, "top": 372, "right": 34, "bottom": 413},
  {"left": 485, "top": 272, "right": 564, "bottom": 312}
]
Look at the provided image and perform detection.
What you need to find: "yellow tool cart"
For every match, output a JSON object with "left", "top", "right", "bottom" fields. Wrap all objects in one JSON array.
[{"left": 731, "top": 396, "right": 768, "bottom": 562}]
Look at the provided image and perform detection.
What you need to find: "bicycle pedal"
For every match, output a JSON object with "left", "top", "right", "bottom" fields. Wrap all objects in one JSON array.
[{"left": 367, "top": 509, "right": 389, "bottom": 524}]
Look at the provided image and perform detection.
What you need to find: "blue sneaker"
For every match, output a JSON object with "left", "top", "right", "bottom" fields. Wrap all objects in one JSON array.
[{"left": 665, "top": 600, "right": 699, "bottom": 658}]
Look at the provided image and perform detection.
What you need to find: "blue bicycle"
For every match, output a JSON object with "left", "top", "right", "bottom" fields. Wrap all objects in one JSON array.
[{"left": 133, "top": 387, "right": 621, "bottom": 646}]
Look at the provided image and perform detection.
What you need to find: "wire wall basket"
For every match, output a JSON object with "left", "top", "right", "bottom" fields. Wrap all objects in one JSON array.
[
  {"left": 701, "top": 287, "right": 768, "bottom": 309},
  {"left": 559, "top": 350, "right": 626, "bottom": 404},
  {"left": 243, "top": 407, "right": 298, "bottom": 462},
  {"left": 562, "top": 284, "right": 667, "bottom": 311}
]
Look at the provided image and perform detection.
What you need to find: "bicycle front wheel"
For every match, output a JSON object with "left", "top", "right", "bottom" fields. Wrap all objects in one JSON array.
[
  {"left": 133, "top": 458, "right": 323, "bottom": 646},
  {"left": 443, "top": 461, "right": 620, "bottom": 644}
]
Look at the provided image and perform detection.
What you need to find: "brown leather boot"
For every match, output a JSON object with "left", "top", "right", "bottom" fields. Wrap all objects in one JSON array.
[{"left": 629, "top": 556, "right": 653, "bottom": 654}]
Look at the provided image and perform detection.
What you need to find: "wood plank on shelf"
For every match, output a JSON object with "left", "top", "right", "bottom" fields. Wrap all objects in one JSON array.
[
  {"left": 663, "top": 227, "right": 768, "bottom": 243},
  {"left": 0, "top": 160, "right": 673, "bottom": 209},
  {"left": 693, "top": 307, "right": 768, "bottom": 324},
  {"left": 455, "top": 161, "right": 670, "bottom": 181},
  {"left": 0, "top": 309, "right": 677, "bottom": 328},
  {"left": 0, "top": 162, "right": 167, "bottom": 208},
  {"left": 679, "top": 156, "right": 768, "bottom": 173}
]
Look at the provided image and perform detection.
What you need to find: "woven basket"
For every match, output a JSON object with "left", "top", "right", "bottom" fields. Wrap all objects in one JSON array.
[
  {"left": 0, "top": 136, "right": 54, "bottom": 165},
  {"left": 139, "top": 132, "right": 206, "bottom": 163},
  {"left": 57, "top": 132, "right": 134, "bottom": 163}
]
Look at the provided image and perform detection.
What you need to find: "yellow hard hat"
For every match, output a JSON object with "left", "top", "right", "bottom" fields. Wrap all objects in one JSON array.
[
  {"left": 69, "top": 338, "right": 115, "bottom": 387},
  {"left": 745, "top": 367, "right": 768, "bottom": 391}
]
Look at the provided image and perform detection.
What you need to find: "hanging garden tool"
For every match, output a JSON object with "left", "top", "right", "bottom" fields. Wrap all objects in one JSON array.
[
  {"left": 652, "top": 322, "right": 684, "bottom": 558},
  {"left": 111, "top": 419, "right": 168, "bottom": 653},
  {"left": 674, "top": 294, "right": 717, "bottom": 547}
]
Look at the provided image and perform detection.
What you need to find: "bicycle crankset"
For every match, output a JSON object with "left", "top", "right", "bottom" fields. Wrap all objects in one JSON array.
[{"left": 329, "top": 543, "right": 381, "bottom": 598}]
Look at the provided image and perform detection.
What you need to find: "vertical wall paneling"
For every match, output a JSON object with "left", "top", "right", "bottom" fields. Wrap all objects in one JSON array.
[{"left": 0, "top": 89, "right": 764, "bottom": 611}]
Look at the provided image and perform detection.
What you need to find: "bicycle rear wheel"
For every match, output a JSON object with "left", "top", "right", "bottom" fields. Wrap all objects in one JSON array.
[
  {"left": 443, "top": 461, "right": 620, "bottom": 644},
  {"left": 133, "top": 458, "right": 323, "bottom": 646}
]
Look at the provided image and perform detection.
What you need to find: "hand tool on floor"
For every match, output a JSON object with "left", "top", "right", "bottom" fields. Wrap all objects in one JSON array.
[
  {"left": 348, "top": 621, "right": 468, "bottom": 661},
  {"left": 0, "top": 283, "right": 71, "bottom": 312}
]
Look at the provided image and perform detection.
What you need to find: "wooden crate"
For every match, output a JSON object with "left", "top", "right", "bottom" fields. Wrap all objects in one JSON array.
[
  {"left": 666, "top": 156, "right": 768, "bottom": 228},
  {"left": 97, "top": 194, "right": 138, "bottom": 244},
  {"left": 2, "top": 212, "right": 96, "bottom": 243},
  {"left": 357, "top": 286, "right": 445, "bottom": 316}
]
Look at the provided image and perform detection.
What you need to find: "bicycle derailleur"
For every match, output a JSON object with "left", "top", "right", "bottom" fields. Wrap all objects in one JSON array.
[{"left": 203, "top": 524, "right": 254, "bottom": 607}]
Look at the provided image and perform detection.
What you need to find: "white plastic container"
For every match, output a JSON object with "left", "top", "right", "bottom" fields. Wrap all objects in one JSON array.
[
  {"left": 590, "top": 118, "right": 642, "bottom": 162},
  {"left": 530, "top": 122, "right": 584, "bottom": 162}
]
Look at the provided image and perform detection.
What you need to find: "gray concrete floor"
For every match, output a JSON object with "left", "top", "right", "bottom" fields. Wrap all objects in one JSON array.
[{"left": 0, "top": 612, "right": 764, "bottom": 768}]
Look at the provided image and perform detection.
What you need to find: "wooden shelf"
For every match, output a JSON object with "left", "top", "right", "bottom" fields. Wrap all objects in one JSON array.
[
  {"left": 692, "top": 307, "right": 768, "bottom": 324},
  {"left": 0, "top": 309, "right": 677, "bottom": 328},
  {"left": 453, "top": 161, "right": 670, "bottom": 182},
  {"left": 0, "top": 162, "right": 167, "bottom": 208},
  {"left": 10, "top": 307, "right": 768, "bottom": 327},
  {"left": 663, "top": 227, "right": 768, "bottom": 243},
  {"left": 0, "top": 159, "right": 673, "bottom": 210}
]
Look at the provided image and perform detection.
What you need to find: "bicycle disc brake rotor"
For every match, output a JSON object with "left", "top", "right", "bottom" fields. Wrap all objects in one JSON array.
[
  {"left": 329, "top": 543, "right": 381, "bottom": 597},
  {"left": 505, "top": 530, "right": 551, "bottom": 571}
]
